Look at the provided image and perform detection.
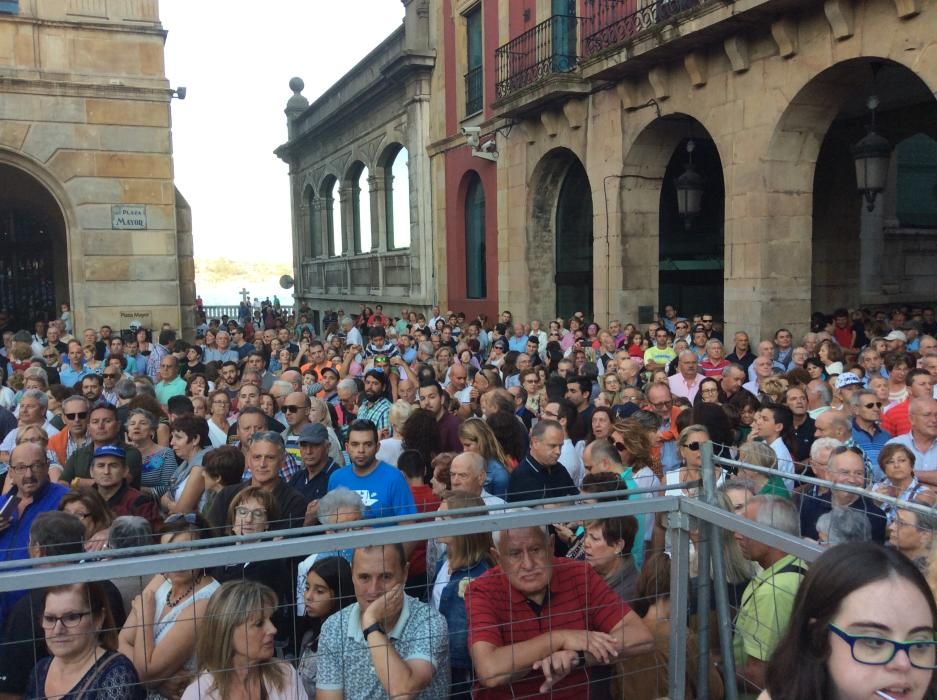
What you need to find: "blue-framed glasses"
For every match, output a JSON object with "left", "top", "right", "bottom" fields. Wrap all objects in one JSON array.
[{"left": 829, "top": 624, "right": 937, "bottom": 669}]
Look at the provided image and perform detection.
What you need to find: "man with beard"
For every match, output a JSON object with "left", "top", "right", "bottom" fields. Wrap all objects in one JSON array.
[{"left": 357, "top": 369, "right": 392, "bottom": 435}]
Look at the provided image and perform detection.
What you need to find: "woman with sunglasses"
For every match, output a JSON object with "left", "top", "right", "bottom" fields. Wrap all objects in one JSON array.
[
  {"left": 119, "top": 514, "right": 219, "bottom": 700},
  {"left": 762, "top": 542, "right": 937, "bottom": 700},
  {"left": 27, "top": 582, "right": 144, "bottom": 699},
  {"left": 872, "top": 444, "right": 937, "bottom": 524}
]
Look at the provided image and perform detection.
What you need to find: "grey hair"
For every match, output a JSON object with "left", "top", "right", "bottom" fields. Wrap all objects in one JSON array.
[
  {"left": 808, "top": 382, "right": 832, "bottom": 404},
  {"left": 749, "top": 495, "right": 800, "bottom": 537},
  {"left": 127, "top": 408, "right": 157, "bottom": 429},
  {"left": 115, "top": 378, "right": 137, "bottom": 400},
  {"left": 23, "top": 366, "right": 48, "bottom": 387},
  {"left": 493, "top": 511, "right": 550, "bottom": 548},
  {"left": 418, "top": 341, "right": 434, "bottom": 357},
  {"left": 722, "top": 363, "right": 745, "bottom": 378},
  {"left": 453, "top": 451, "right": 486, "bottom": 476},
  {"left": 810, "top": 437, "right": 844, "bottom": 461},
  {"left": 340, "top": 316, "right": 353, "bottom": 327},
  {"left": 336, "top": 378, "right": 358, "bottom": 395},
  {"left": 857, "top": 348, "right": 880, "bottom": 364},
  {"left": 107, "top": 516, "right": 153, "bottom": 549},
  {"left": 590, "top": 440, "right": 622, "bottom": 466},
  {"left": 61, "top": 394, "right": 90, "bottom": 411},
  {"left": 317, "top": 487, "right": 363, "bottom": 524},
  {"left": 134, "top": 380, "right": 156, "bottom": 398},
  {"left": 705, "top": 338, "right": 723, "bottom": 351},
  {"left": 271, "top": 379, "right": 292, "bottom": 396},
  {"left": 817, "top": 507, "right": 871, "bottom": 545},
  {"left": 22, "top": 388, "right": 48, "bottom": 410}
]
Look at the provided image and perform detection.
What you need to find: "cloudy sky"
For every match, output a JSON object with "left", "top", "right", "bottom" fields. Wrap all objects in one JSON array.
[{"left": 160, "top": 0, "right": 406, "bottom": 262}]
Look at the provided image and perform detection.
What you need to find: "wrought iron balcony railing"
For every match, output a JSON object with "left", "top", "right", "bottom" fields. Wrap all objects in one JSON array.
[
  {"left": 495, "top": 15, "right": 582, "bottom": 99},
  {"left": 582, "top": 0, "right": 710, "bottom": 59},
  {"left": 465, "top": 65, "right": 484, "bottom": 114}
]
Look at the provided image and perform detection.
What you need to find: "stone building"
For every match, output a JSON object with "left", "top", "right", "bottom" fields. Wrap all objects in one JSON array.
[
  {"left": 0, "top": 0, "right": 193, "bottom": 336},
  {"left": 287, "top": 0, "right": 937, "bottom": 340},
  {"left": 276, "top": 0, "right": 435, "bottom": 328}
]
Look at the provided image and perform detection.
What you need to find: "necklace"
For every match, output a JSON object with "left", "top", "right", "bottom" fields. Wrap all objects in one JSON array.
[{"left": 165, "top": 574, "right": 202, "bottom": 608}]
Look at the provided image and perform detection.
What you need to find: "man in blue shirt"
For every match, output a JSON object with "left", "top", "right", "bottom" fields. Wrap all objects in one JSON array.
[
  {"left": 327, "top": 419, "right": 416, "bottom": 522},
  {"left": 57, "top": 340, "right": 88, "bottom": 389},
  {"left": 0, "top": 443, "right": 69, "bottom": 631}
]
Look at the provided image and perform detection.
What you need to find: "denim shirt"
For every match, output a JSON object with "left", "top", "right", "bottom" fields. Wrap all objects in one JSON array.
[
  {"left": 484, "top": 458, "right": 510, "bottom": 499},
  {"left": 438, "top": 559, "right": 493, "bottom": 669}
]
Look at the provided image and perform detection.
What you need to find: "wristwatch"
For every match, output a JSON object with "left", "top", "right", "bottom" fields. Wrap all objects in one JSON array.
[
  {"left": 363, "top": 622, "right": 386, "bottom": 641},
  {"left": 576, "top": 650, "right": 587, "bottom": 667}
]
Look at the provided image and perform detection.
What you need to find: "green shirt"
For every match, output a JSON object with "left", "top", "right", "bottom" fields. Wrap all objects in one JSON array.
[
  {"left": 643, "top": 345, "right": 676, "bottom": 367},
  {"left": 758, "top": 475, "right": 791, "bottom": 499},
  {"left": 733, "top": 554, "right": 806, "bottom": 668}
]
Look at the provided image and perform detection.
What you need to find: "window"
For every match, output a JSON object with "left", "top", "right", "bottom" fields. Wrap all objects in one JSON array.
[
  {"left": 350, "top": 164, "right": 371, "bottom": 253},
  {"left": 896, "top": 133, "right": 937, "bottom": 229},
  {"left": 465, "top": 5, "right": 483, "bottom": 115},
  {"left": 464, "top": 173, "right": 486, "bottom": 298},
  {"left": 322, "top": 177, "right": 341, "bottom": 257},
  {"left": 385, "top": 147, "right": 411, "bottom": 249},
  {"left": 0, "top": 1, "right": 19, "bottom": 14}
]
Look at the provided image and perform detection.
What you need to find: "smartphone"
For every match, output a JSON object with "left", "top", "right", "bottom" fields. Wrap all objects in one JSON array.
[{"left": 0, "top": 488, "right": 19, "bottom": 521}]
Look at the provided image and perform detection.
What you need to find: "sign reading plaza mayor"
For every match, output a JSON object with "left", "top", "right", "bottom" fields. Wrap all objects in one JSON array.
[
  {"left": 119, "top": 310, "right": 153, "bottom": 332},
  {"left": 111, "top": 205, "right": 147, "bottom": 230}
]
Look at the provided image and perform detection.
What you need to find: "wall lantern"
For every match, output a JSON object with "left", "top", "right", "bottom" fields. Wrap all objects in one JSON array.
[
  {"left": 852, "top": 96, "right": 892, "bottom": 212},
  {"left": 675, "top": 140, "right": 704, "bottom": 229}
]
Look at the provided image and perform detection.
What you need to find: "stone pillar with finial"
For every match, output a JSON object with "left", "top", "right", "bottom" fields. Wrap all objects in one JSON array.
[{"left": 285, "top": 77, "right": 309, "bottom": 139}]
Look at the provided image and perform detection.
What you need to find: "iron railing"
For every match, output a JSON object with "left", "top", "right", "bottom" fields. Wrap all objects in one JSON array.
[
  {"left": 465, "top": 65, "right": 484, "bottom": 114},
  {"left": 583, "top": 0, "right": 711, "bottom": 58},
  {"left": 495, "top": 14, "right": 582, "bottom": 99}
]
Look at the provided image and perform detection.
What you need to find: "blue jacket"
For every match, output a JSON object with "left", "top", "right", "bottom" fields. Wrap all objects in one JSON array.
[
  {"left": 484, "top": 459, "right": 510, "bottom": 500},
  {"left": 0, "top": 480, "right": 68, "bottom": 636},
  {"left": 438, "top": 558, "right": 492, "bottom": 669}
]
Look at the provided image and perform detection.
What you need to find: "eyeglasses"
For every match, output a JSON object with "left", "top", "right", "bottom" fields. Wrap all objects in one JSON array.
[
  {"left": 103, "top": 373, "right": 119, "bottom": 379},
  {"left": 235, "top": 507, "right": 268, "bottom": 520},
  {"left": 613, "top": 441, "right": 627, "bottom": 452},
  {"left": 862, "top": 401, "right": 883, "bottom": 409},
  {"left": 701, "top": 318, "right": 714, "bottom": 323},
  {"left": 9, "top": 463, "right": 48, "bottom": 474},
  {"left": 283, "top": 405, "right": 305, "bottom": 413},
  {"left": 541, "top": 411, "right": 560, "bottom": 420},
  {"left": 64, "top": 412, "right": 89, "bottom": 420},
  {"left": 829, "top": 624, "right": 937, "bottom": 669},
  {"left": 41, "top": 611, "right": 92, "bottom": 629}
]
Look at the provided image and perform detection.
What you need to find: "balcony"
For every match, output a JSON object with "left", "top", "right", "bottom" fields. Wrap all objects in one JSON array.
[
  {"left": 300, "top": 250, "right": 417, "bottom": 300},
  {"left": 493, "top": 15, "right": 591, "bottom": 115}
]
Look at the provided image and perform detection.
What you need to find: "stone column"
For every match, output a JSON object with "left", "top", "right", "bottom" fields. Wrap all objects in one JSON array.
[
  {"left": 339, "top": 184, "right": 354, "bottom": 256},
  {"left": 370, "top": 171, "right": 389, "bottom": 252},
  {"left": 858, "top": 160, "right": 888, "bottom": 304}
]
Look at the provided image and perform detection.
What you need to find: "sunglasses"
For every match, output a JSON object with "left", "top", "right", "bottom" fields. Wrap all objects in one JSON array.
[
  {"left": 862, "top": 401, "right": 883, "bottom": 409},
  {"left": 684, "top": 441, "right": 702, "bottom": 451},
  {"left": 282, "top": 405, "right": 305, "bottom": 413},
  {"left": 103, "top": 373, "right": 119, "bottom": 379},
  {"left": 65, "top": 411, "right": 89, "bottom": 420}
]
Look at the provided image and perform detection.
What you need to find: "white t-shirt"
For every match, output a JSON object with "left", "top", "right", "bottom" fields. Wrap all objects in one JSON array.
[{"left": 561, "top": 438, "right": 584, "bottom": 487}]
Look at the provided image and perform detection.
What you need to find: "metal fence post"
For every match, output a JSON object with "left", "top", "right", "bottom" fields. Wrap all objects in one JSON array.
[
  {"left": 668, "top": 508, "right": 691, "bottom": 700},
  {"left": 701, "top": 440, "right": 739, "bottom": 700}
]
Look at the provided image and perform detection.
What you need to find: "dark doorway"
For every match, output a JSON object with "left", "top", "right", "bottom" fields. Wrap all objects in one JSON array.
[
  {"left": 0, "top": 164, "right": 67, "bottom": 328},
  {"left": 555, "top": 159, "right": 593, "bottom": 318},
  {"left": 658, "top": 138, "right": 724, "bottom": 318}
]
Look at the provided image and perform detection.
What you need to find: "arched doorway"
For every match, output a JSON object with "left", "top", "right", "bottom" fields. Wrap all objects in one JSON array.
[
  {"left": 0, "top": 163, "right": 68, "bottom": 327},
  {"left": 528, "top": 148, "right": 593, "bottom": 322},
  {"left": 658, "top": 136, "right": 725, "bottom": 317},
  {"left": 555, "top": 160, "right": 593, "bottom": 318}
]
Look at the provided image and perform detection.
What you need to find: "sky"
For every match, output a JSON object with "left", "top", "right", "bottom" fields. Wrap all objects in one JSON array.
[{"left": 160, "top": 0, "right": 406, "bottom": 263}]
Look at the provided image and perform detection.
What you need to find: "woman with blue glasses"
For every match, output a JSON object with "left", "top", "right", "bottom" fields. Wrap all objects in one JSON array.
[{"left": 762, "top": 542, "right": 937, "bottom": 700}]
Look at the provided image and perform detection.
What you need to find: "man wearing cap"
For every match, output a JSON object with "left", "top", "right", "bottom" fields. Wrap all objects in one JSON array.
[
  {"left": 831, "top": 372, "right": 864, "bottom": 414},
  {"left": 289, "top": 423, "right": 340, "bottom": 524},
  {"left": 882, "top": 369, "right": 935, "bottom": 437},
  {"left": 90, "top": 445, "right": 162, "bottom": 531},
  {"left": 60, "top": 404, "right": 143, "bottom": 489},
  {"left": 357, "top": 369, "right": 391, "bottom": 435},
  {"left": 319, "top": 366, "right": 341, "bottom": 405},
  {"left": 885, "top": 330, "right": 908, "bottom": 353}
]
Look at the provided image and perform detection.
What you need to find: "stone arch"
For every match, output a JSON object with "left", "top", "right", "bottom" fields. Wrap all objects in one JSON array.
[
  {"left": 763, "top": 56, "right": 937, "bottom": 314},
  {"left": 526, "top": 147, "right": 593, "bottom": 322},
  {"left": 320, "top": 174, "right": 341, "bottom": 257},
  {"left": 618, "top": 115, "right": 724, "bottom": 323},
  {"left": 377, "top": 143, "right": 412, "bottom": 250},
  {"left": 344, "top": 160, "right": 371, "bottom": 253},
  {"left": 0, "top": 147, "right": 77, "bottom": 326}
]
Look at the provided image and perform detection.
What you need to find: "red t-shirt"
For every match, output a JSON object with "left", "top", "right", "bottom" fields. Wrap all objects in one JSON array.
[
  {"left": 833, "top": 325, "right": 855, "bottom": 349},
  {"left": 406, "top": 484, "right": 440, "bottom": 578},
  {"left": 882, "top": 400, "right": 912, "bottom": 437},
  {"left": 466, "top": 558, "right": 630, "bottom": 699}
]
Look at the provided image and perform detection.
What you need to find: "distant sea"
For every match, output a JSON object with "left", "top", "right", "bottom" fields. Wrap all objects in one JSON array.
[{"left": 195, "top": 280, "right": 295, "bottom": 307}]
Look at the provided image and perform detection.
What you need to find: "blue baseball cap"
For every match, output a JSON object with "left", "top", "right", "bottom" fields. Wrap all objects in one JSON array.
[{"left": 92, "top": 445, "right": 126, "bottom": 461}]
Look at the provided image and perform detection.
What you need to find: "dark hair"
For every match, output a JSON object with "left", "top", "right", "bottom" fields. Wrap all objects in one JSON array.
[
  {"left": 581, "top": 471, "right": 628, "bottom": 496},
  {"left": 550, "top": 397, "right": 578, "bottom": 427},
  {"left": 59, "top": 487, "right": 113, "bottom": 534},
  {"left": 30, "top": 512, "right": 85, "bottom": 556},
  {"left": 158, "top": 329, "right": 176, "bottom": 346},
  {"left": 347, "top": 418, "right": 378, "bottom": 443},
  {"left": 760, "top": 403, "right": 797, "bottom": 458},
  {"left": 566, "top": 375, "right": 592, "bottom": 395},
  {"left": 184, "top": 373, "right": 209, "bottom": 398},
  {"left": 486, "top": 410, "right": 527, "bottom": 462},
  {"left": 170, "top": 414, "right": 210, "bottom": 448},
  {"left": 907, "top": 368, "right": 932, "bottom": 388},
  {"left": 400, "top": 409, "right": 441, "bottom": 475},
  {"left": 765, "top": 543, "right": 937, "bottom": 700},
  {"left": 167, "top": 394, "right": 195, "bottom": 416},
  {"left": 43, "top": 582, "right": 119, "bottom": 650},
  {"left": 397, "top": 449, "right": 427, "bottom": 482},
  {"left": 692, "top": 401, "right": 734, "bottom": 454},
  {"left": 202, "top": 445, "right": 246, "bottom": 486},
  {"left": 307, "top": 555, "right": 355, "bottom": 620},
  {"left": 89, "top": 403, "right": 118, "bottom": 421}
]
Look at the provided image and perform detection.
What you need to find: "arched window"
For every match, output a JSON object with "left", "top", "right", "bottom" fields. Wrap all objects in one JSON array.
[
  {"left": 305, "top": 185, "right": 321, "bottom": 258},
  {"left": 464, "top": 173, "right": 486, "bottom": 299},
  {"left": 322, "top": 176, "right": 341, "bottom": 257},
  {"left": 349, "top": 163, "right": 371, "bottom": 253},
  {"left": 896, "top": 133, "right": 937, "bottom": 229},
  {"left": 385, "top": 146, "right": 411, "bottom": 249}
]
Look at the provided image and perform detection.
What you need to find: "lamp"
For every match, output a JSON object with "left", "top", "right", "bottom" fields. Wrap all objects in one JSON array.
[
  {"left": 675, "top": 140, "right": 704, "bottom": 229},
  {"left": 852, "top": 96, "right": 891, "bottom": 212}
]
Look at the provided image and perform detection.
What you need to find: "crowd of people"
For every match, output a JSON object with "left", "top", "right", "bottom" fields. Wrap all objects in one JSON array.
[{"left": 0, "top": 300, "right": 935, "bottom": 698}]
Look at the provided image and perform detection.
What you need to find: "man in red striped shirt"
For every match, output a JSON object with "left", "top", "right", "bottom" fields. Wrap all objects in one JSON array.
[{"left": 466, "top": 524, "right": 653, "bottom": 698}]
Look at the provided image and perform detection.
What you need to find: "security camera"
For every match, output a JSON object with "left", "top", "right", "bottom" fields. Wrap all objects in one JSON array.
[
  {"left": 461, "top": 125, "right": 480, "bottom": 136},
  {"left": 480, "top": 139, "right": 497, "bottom": 153},
  {"left": 461, "top": 125, "right": 481, "bottom": 149}
]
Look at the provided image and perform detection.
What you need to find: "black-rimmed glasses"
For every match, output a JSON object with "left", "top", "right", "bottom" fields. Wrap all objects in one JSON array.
[{"left": 829, "top": 624, "right": 937, "bottom": 669}]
